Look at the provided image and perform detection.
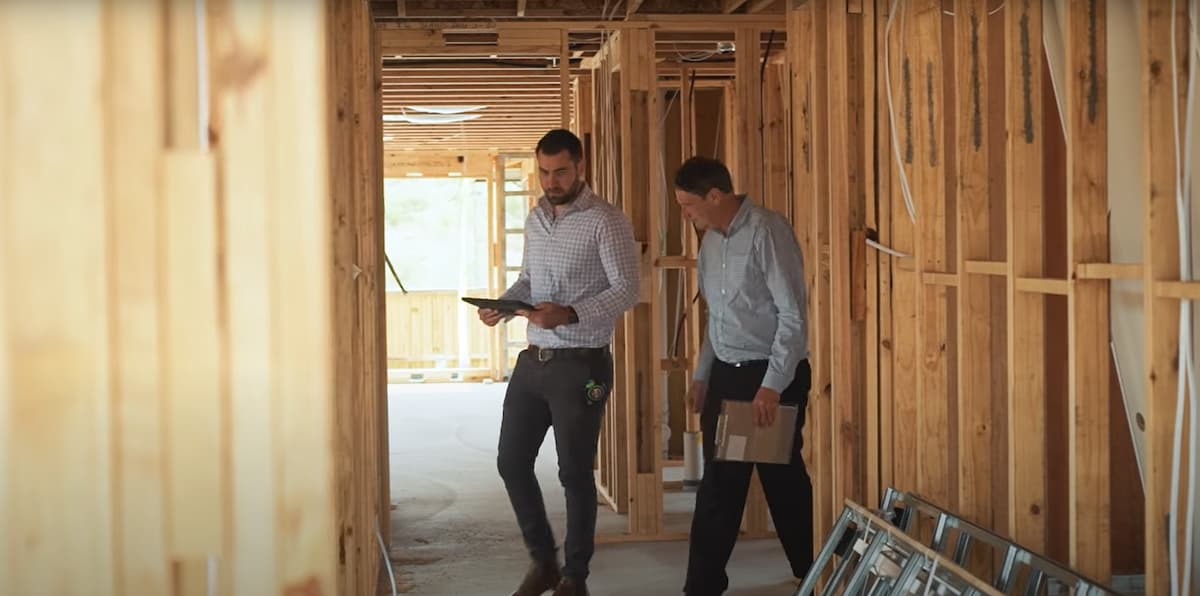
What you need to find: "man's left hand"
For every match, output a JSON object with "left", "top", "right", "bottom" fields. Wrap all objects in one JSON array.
[
  {"left": 752, "top": 386, "right": 781, "bottom": 427},
  {"left": 517, "top": 302, "right": 572, "bottom": 329}
]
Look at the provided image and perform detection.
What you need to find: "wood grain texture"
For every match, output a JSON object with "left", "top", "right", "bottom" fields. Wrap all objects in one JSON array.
[
  {"left": 105, "top": 0, "right": 171, "bottom": 592},
  {"left": 907, "top": 0, "right": 950, "bottom": 514},
  {"left": 873, "top": 0, "right": 895, "bottom": 504},
  {"left": 787, "top": 1, "right": 827, "bottom": 550},
  {"left": 1004, "top": 0, "right": 1047, "bottom": 551},
  {"left": 1065, "top": 0, "right": 1111, "bottom": 579},
  {"left": 826, "top": 0, "right": 862, "bottom": 517},
  {"left": 0, "top": 2, "right": 345, "bottom": 594},
  {"left": 1141, "top": 1, "right": 1186, "bottom": 592},
  {"left": 811, "top": 0, "right": 837, "bottom": 550},
  {"left": 887, "top": 0, "right": 920, "bottom": 504},
  {"left": 952, "top": 0, "right": 995, "bottom": 577},
  {"left": 267, "top": 2, "right": 337, "bottom": 590},
  {"left": 1, "top": 3, "right": 115, "bottom": 594}
]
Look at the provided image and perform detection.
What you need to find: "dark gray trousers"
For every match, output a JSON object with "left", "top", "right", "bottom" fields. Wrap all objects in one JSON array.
[{"left": 496, "top": 348, "right": 611, "bottom": 579}]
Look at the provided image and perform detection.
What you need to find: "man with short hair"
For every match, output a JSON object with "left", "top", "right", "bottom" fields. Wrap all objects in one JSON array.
[
  {"left": 673, "top": 156, "right": 813, "bottom": 595},
  {"left": 477, "top": 128, "right": 639, "bottom": 596}
]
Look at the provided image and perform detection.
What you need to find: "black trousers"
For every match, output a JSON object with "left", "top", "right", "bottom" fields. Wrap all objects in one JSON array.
[
  {"left": 684, "top": 359, "right": 814, "bottom": 596},
  {"left": 496, "top": 348, "right": 611, "bottom": 579}
]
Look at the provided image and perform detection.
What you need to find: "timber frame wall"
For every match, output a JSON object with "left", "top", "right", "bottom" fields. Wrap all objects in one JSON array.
[
  {"left": 578, "top": 0, "right": 1159, "bottom": 588},
  {"left": 1, "top": 0, "right": 1191, "bottom": 594},
  {"left": 0, "top": 1, "right": 387, "bottom": 595},
  {"left": 785, "top": 0, "right": 1159, "bottom": 588}
]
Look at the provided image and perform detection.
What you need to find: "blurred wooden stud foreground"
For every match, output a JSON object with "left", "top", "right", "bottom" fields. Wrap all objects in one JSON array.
[{"left": 0, "top": 0, "right": 385, "bottom": 594}]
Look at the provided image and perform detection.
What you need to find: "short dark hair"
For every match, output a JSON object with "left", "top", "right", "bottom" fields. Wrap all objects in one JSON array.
[
  {"left": 536, "top": 129, "right": 584, "bottom": 162},
  {"left": 674, "top": 156, "right": 734, "bottom": 197}
]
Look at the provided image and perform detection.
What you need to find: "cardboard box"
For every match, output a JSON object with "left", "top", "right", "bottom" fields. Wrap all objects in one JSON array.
[{"left": 713, "top": 400, "right": 798, "bottom": 464}]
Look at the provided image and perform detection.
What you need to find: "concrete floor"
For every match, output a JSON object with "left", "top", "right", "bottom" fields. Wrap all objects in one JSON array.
[{"left": 385, "top": 382, "right": 800, "bottom": 596}]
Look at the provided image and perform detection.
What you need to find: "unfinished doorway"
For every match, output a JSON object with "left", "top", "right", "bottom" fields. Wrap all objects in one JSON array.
[{"left": 382, "top": 153, "right": 537, "bottom": 383}]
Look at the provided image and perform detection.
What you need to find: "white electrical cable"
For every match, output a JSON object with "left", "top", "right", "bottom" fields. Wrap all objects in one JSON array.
[
  {"left": 866, "top": 237, "right": 912, "bottom": 259},
  {"left": 1184, "top": 9, "right": 1199, "bottom": 593},
  {"left": 1169, "top": 1, "right": 1184, "bottom": 592},
  {"left": 377, "top": 523, "right": 398, "bottom": 596},
  {"left": 1168, "top": 1, "right": 1200, "bottom": 592},
  {"left": 883, "top": 0, "right": 918, "bottom": 223},
  {"left": 1183, "top": 10, "right": 1198, "bottom": 591},
  {"left": 942, "top": 1, "right": 1007, "bottom": 17}
]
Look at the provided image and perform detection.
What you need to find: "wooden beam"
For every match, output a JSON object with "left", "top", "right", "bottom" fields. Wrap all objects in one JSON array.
[
  {"left": 1064, "top": 0, "right": 1111, "bottom": 581},
  {"left": 1015, "top": 277, "right": 1070, "bottom": 296},
  {"left": 561, "top": 29, "right": 571, "bottom": 128},
  {"left": 377, "top": 15, "right": 789, "bottom": 32},
  {"left": 873, "top": 0, "right": 896, "bottom": 516},
  {"left": 826, "top": 0, "right": 861, "bottom": 522},
  {"left": 655, "top": 256, "right": 697, "bottom": 268},
  {"left": 0, "top": 3, "right": 121, "bottom": 592},
  {"left": 747, "top": 0, "right": 777, "bottom": 13},
  {"left": 789, "top": 0, "right": 829, "bottom": 552},
  {"left": 1005, "top": 0, "right": 1047, "bottom": 552},
  {"left": 811, "top": 0, "right": 837, "bottom": 554},
  {"left": 724, "top": 0, "right": 750, "bottom": 13},
  {"left": 953, "top": 3, "right": 996, "bottom": 575},
  {"left": 922, "top": 272, "right": 960, "bottom": 287},
  {"left": 1075, "top": 262, "right": 1143, "bottom": 280},
  {"left": 859, "top": 0, "right": 879, "bottom": 510},
  {"left": 106, "top": 1, "right": 170, "bottom": 592},
  {"left": 617, "top": 28, "right": 664, "bottom": 537},
  {"left": 626, "top": 0, "right": 647, "bottom": 16},
  {"left": 964, "top": 259, "right": 1007, "bottom": 276},
  {"left": 517, "top": 0, "right": 527, "bottom": 17},
  {"left": 1154, "top": 281, "right": 1200, "bottom": 301},
  {"left": 910, "top": 0, "right": 951, "bottom": 518},
  {"left": 1142, "top": 2, "right": 1187, "bottom": 591},
  {"left": 733, "top": 27, "right": 764, "bottom": 199},
  {"left": 396, "top": 0, "right": 406, "bottom": 17}
]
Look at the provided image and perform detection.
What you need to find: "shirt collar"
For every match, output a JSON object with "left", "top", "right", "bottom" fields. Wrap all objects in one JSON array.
[
  {"left": 538, "top": 183, "right": 598, "bottom": 217},
  {"left": 725, "top": 194, "right": 754, "bottom": 235}
]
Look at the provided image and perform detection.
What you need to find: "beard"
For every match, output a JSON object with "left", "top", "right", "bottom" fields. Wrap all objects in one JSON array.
[{"left": 545, "top": 180, "right": 583, "bottom": 205}]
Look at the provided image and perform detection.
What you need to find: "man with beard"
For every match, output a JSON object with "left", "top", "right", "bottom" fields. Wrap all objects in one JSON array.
[
  {"left": 673, "top": 156, "right": 813, "bottom": 595},
  {"left": 476, "top": 129, "right": 639, "bottom": 596}
]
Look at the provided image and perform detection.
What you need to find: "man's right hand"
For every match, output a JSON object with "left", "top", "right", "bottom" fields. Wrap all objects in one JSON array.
[
  {"left": 687, "top": 380, "right": 708, "bottom": 414},
  {"left": 478, "top": 308, "right": 505, "bottom": 327}
]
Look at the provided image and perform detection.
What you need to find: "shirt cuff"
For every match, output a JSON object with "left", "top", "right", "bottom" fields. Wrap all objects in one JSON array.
[{"left": 760, "top": 370, "right": 793, "bottom": 394}]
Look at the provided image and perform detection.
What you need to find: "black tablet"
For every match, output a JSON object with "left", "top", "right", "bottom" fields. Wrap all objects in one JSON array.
[{"left": 461, "top": 297, "right": 536, "bottom": 313}]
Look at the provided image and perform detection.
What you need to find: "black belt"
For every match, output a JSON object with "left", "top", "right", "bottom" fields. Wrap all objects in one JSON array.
[
  {"left": 527, "top": 345, "right": 609, "bottom": 362},
  {"left": 717, "top": 358, "right": 769, "bottom": 368}
]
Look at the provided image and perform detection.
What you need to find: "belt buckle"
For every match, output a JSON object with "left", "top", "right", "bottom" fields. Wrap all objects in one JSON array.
[{"left": 537, "top": 347, "right": 554, "bottom": 362}]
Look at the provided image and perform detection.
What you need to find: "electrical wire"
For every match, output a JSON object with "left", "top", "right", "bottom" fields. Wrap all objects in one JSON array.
[
  {"left": 942, "top": 1, "right": 1006, "bottom": 17},
  {"left": 866, "top": 237, "right": 911, "bottom": 259},
  {"left": 377, "top": 523, "right": 397, "bottom": 596},
  {"left": 883, "top": 0, "right": 918, "bottom": 223},
  {"left": 1168, "top": 1, "right": 1200, "bottom": 592},
  {"left": 1183, "top": 5, "right": 1200, "bottom": 589}
]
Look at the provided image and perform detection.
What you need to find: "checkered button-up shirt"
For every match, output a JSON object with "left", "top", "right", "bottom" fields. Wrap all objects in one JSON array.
[{"left": 500, "top": 185, "right": 639, "bottom": 348}]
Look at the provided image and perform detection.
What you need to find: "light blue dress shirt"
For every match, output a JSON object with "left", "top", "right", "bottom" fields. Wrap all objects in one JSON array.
[{"left": 692, "top": 196, "right": 809, "bottom": 392}]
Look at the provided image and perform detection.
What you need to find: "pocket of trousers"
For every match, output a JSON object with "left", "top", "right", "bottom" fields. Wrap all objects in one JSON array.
[{"left": 582, "top": 352, "right": 613, "bottom": 407}]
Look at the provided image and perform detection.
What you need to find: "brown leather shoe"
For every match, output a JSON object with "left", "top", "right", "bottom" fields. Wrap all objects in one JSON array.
[
  {"left": 551, "top": 576, "right": 589, "bottom": 596},
  {"left": 511, "top": 559, "right": 561, "bottom": 596}
]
